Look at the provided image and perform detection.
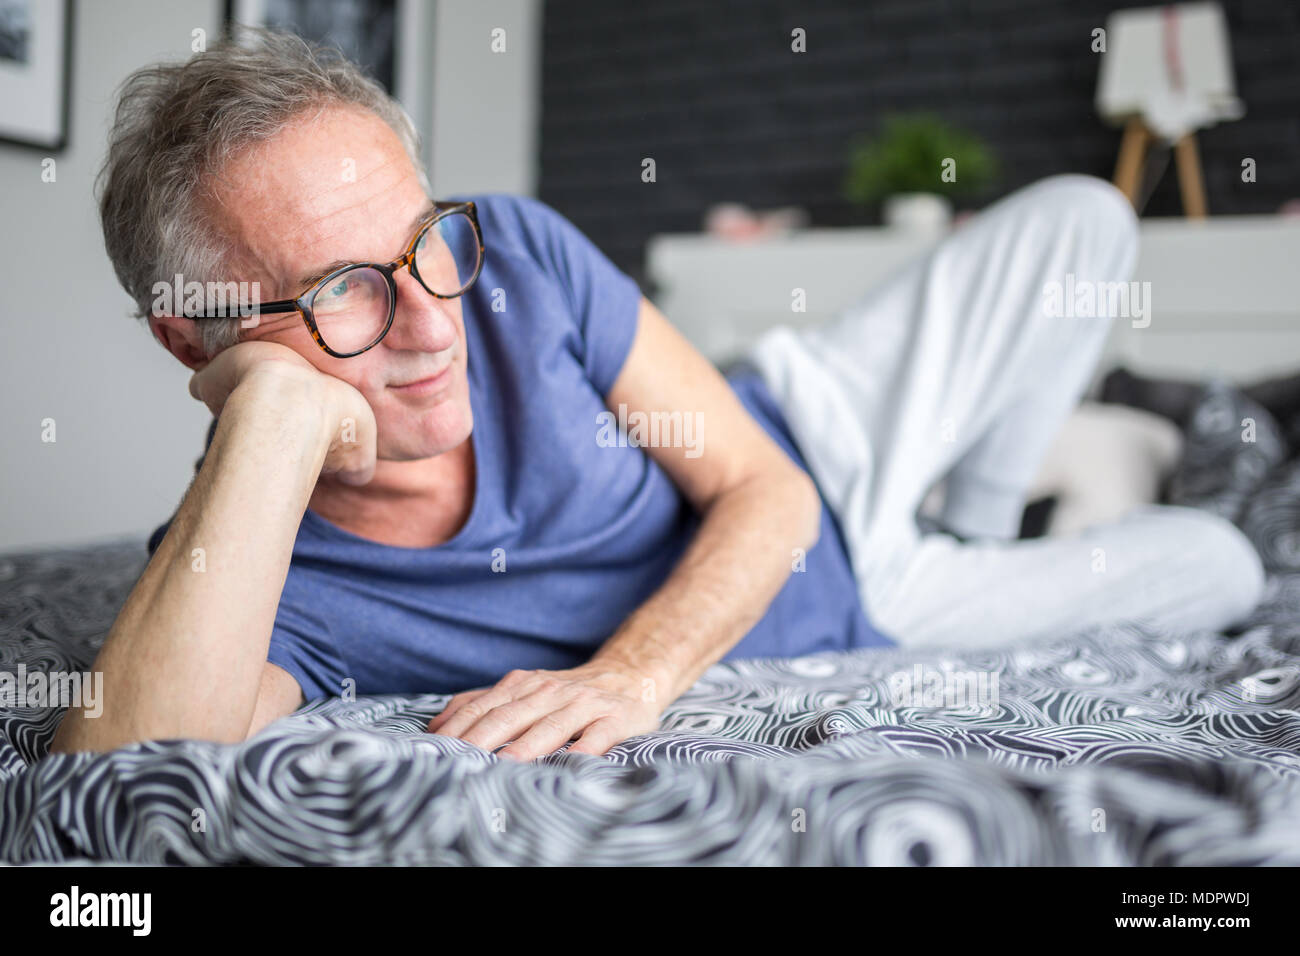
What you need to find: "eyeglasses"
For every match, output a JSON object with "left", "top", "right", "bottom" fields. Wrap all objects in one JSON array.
[{"left": 183, "top": 200, "right": 485, "bottom": 358}]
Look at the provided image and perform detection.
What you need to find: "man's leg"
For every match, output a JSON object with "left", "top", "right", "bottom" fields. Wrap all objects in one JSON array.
[
  {"left": 748, "top": 174, "right": 1263, "bottom": 646},
  {"left": 881, "top": 504, "right": 1264, "bottom": 649}
]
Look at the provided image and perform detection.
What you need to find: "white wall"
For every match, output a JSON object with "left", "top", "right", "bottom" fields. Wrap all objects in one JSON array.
[
  {"left": 428, "top": 0, "right": 542, "bottom": 197},
  {"left": 0, "top": 0, "right": 223, "bottom": 553},
  {"left": 0, "top": 0, "right": 544, "bottom": 552}
]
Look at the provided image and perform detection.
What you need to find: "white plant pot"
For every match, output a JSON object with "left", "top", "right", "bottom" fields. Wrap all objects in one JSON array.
[{"left": 883, "top": 192, "right": 953, "bottom": 232}]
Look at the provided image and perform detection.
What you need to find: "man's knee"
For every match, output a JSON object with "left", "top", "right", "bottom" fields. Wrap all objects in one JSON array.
[
  {"left": 1027, "top": 173, "right": 1140, "bottom": 279},
  {"left": 1028, "top": 174, "right": 1138, "bottom": 236},
  {"left": 1153, "top": 506, "right": 1266, "bottom": 627}
]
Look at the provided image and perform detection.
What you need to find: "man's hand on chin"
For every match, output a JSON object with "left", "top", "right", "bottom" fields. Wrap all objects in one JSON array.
[{"left": 425, "top": 661, "right": 667, "bottom": 761}]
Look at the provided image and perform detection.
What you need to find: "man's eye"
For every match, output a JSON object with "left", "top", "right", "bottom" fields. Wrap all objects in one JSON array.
[{"left": 325, "top": 279, "right": 350, "bottom": 297}]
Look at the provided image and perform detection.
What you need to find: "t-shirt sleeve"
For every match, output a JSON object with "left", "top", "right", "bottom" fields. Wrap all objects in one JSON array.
[
  {"left": 514, "top": 195, "right": 643, "bottom": 396},
  {"left": 267, "top": 574, "right": 348, "bottom": 703}
]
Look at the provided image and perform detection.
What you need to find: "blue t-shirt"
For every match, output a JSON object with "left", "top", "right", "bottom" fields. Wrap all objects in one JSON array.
[{"left": 147, "top": 194, "right": 892, "bottom": 699}]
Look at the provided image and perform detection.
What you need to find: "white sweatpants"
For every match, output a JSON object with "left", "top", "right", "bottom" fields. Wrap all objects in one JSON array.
[{"left": 748, "top": 174, "right": 1265, "bottom": 650}]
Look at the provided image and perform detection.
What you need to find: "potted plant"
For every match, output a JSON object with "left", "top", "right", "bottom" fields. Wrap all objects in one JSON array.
[{"left": 843, "top": 113, "right": 997, "bottom": 231}]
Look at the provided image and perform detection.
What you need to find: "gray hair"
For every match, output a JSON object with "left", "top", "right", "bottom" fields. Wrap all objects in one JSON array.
[{"left": 97, "top": 26, "right": 431, "bottom": 357}]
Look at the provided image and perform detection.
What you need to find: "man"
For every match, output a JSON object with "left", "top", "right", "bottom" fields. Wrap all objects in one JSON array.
[{"left": 52, "top": 31, "right": 1263, "bottom": 760}]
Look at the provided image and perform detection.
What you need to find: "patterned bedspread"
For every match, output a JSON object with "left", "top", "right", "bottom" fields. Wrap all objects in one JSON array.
[{"left": 3, "top": 382, "right": 1300, "bottom": 865}]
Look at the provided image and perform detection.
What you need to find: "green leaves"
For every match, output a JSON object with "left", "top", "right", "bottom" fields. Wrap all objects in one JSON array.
[{"left": 843, "top": 113, "right": 997, "bottom": 206}]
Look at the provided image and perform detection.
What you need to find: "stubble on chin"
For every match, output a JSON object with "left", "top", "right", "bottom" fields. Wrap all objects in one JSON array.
[{"left": 376, "top": 395, "right": 472, "bottom": 461}]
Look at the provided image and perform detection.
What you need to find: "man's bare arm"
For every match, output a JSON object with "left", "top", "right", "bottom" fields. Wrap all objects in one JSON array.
[
  {"left": 593, "top": 467, "right": 819, "bottom": 704},
  {"left": 50, "top": 347, "right": 374, "bottom": 754},
  {"left": 588, "top": 298, "right": 822, "bottom": 703}
]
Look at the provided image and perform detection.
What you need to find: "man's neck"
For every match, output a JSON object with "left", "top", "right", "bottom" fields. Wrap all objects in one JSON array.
[{"left": 307, "top": 437, "right": 476, "bottom": 548}]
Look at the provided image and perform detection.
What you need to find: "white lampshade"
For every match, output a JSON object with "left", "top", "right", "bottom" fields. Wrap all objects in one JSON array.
[{"left": 1096, "top": 1, "right": 1244, "bottom": 142}]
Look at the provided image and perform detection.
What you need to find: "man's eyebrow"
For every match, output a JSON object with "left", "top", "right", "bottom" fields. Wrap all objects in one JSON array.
[{"left": 292, "top": 200, "right": 439, "bottom": 290}]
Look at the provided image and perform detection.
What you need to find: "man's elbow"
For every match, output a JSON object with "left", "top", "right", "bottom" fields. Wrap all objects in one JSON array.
[
  {"left": 47, "top": 707, "right": 254, "bottom": 757},
  {"left": 785, "top": 466, "right": 822, "bottom": 554},
  {"left": 45, "top": 708, "right": 116, "bottom": 756},
  {"left": 46, "top": 717, "right": 76, "bottom": 756}
]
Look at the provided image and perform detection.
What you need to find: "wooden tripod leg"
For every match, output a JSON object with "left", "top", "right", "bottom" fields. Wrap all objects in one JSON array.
[
  {"left": 1113, "top": 117, "right": 1149, "bottom": 208},
  {"left": 1174, "top": 132, "right": 1208, "bottom": 218}
]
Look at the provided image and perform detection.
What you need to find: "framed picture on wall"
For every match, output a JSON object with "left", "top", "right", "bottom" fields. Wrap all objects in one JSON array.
[
  {"left": 224, "top": 0, "right": 432, "bottom": 172},
  {"left": 0, "top": 0, "right": 72, "bottom": 151},
  {"left": 225, "top": 0, "right": 397, "bottom": 93}
]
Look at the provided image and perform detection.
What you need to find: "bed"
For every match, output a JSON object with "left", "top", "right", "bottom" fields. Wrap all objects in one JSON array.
[{"left": 2, "top": 379, "right": 1299, "bottom": 866}]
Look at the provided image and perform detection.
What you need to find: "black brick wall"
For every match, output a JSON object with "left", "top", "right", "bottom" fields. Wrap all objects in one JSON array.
[{"left": 538, "top": 0, "right": 1300, "bottom": 288}]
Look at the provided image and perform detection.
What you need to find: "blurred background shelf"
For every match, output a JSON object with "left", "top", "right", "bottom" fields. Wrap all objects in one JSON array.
[{"left": 647, "top": 214, "right": 1300, "bottom": 384}]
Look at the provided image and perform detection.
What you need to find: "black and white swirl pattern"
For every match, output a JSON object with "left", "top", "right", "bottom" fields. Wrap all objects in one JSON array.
[
  {"left": 3, "top": 382, "right": 1300, "bottom": 865},
  {"left": 1242, "top": 458, "right": 1300, "bottom": 573},
  {"left": 2, "top": 536, "right": 1300, "bottom": 865},
  {"left": 1167, "top": 379, "right": 1288, "bottom": 521}
]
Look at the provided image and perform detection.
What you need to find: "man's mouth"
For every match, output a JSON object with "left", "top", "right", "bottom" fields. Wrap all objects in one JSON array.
[{"left": 389, "top": 362, "right": 454, "bottom": 394}]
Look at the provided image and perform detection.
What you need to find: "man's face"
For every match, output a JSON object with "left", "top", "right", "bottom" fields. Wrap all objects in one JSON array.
[{"left": 208, "top": 105, "right": 472, "bottom": 461}]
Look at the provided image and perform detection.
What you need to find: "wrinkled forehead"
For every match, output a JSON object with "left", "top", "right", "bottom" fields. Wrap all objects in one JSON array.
[{"left": 206, "top": 105, "right": 428, "bottom": 296}]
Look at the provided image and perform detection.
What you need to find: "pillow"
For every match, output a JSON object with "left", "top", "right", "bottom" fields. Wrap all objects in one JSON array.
[
  {"left": 1167, "top": 380, "right": 1287, "bottom": 523},
  {"left": 1029, "top": 401, "right": 1184, "bottom": 536}
]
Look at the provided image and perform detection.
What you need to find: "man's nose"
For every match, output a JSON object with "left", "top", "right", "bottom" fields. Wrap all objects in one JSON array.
[{"left": 384, "top": 268, "right": 460, "bottom": 352}]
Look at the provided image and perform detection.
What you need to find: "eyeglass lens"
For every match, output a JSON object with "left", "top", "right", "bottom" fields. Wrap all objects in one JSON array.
[{"left": 310, "top": 211, "right": 480, "bottom": 354}]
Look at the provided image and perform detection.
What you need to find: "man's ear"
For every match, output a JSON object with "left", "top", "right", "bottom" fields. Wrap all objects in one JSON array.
[{"left": 149, "top": 312, "right": 209, "bottom": 371}]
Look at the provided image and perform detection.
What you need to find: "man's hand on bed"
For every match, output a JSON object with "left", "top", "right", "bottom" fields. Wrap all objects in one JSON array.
[{"left": 425, "top": 661, "right": 665, "bottom": 760}]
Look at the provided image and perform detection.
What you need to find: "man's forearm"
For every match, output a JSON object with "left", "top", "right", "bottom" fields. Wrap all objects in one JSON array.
[
  {"left": 591, "top": 469, "right": 821, "bottom": 703},
  {"left": 50, "top": 382, "right": 329, "bottom": 753}
]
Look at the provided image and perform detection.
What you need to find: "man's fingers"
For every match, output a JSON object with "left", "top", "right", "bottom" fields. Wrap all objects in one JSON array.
[
  {"left": 496, "top": 701, "right": 598, "bottom": 762},
  {"left": 428, "top": 670, "right": 544, "bottom": 740},
  {"left": 426, "top": 688, "right": 489, "bottom": 732},
  {"left": 427, "top": 683, "right": 522, "bottom": 741},
  {"left": 428, "top": 670, "right": 642, "bottom": 761},
  {"left": 189, "top": 367, "right": 217, "bottom": 405},
  {"left": 320, "top": 394, "right": 378, "bottom": 486},
  {"left": 331, "top": 444, "right": 377, "bottom": 486},
  {"left": 563, "top": 716, "right": 626, "bottom": 758},
  {"left": 187, "top": 356, "right": 237, "bottom": 415},
  {"left": 455, "top": 685, "right": 575, "bottom": 754}
]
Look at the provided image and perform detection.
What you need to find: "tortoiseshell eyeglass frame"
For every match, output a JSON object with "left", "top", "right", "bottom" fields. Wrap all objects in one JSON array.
[{"left": 183, "top": 200, "right": 485, "bottom": 359}]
